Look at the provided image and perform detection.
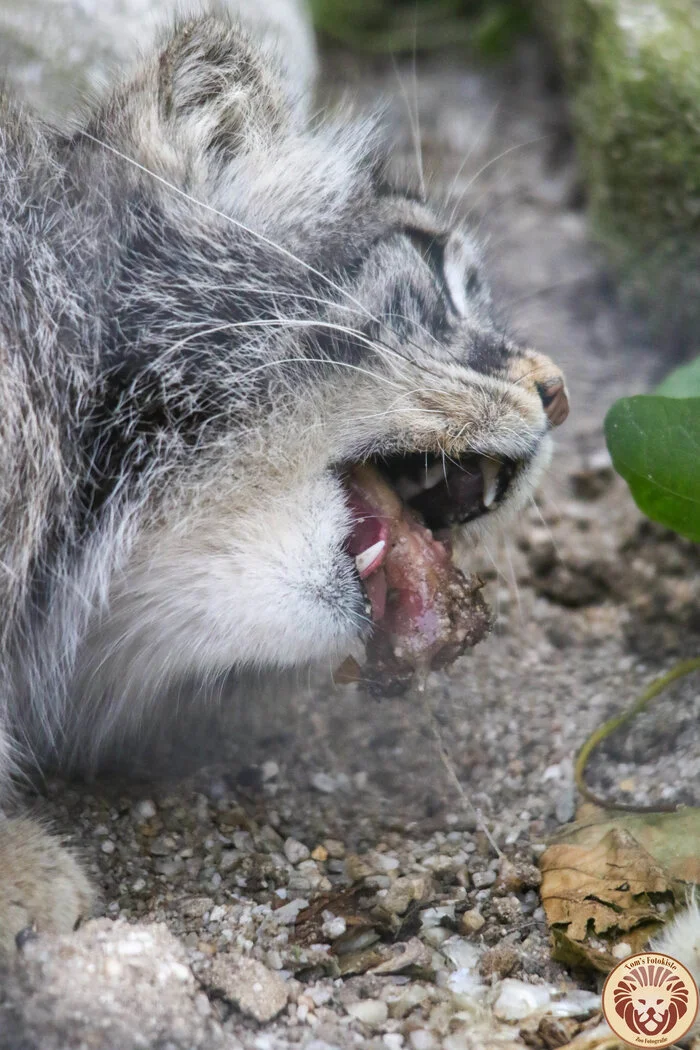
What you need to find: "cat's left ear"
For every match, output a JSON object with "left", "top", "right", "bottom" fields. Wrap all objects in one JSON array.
[{"left": 86, "top": 15, "right": 295, "bottom": 188}]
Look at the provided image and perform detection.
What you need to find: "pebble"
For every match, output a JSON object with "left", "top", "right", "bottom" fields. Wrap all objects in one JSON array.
[
  {"left": 310, "top": 772, "right": 336, "bottom": 793},
  {"left": 440, "top": 937, "right": 481, "bottom": 971},
  {"left": 460, "top": 909, "right": 485, "bottom": 934},
  {"left": 479, "top": 944, "right": 519, "bottom": 979},
  {"left": 408, "top": 1030, "right": 437, "bottom": 1050},
  {"left": 261, "top": 761, "right": 279, "bottom": 782},
  {"left": 321, "top": 914, "right": 346, "bottom": 940},
  {"left": 273, "top": 899, "right": 309, "bottom": 924},
  {"left": 492, "top": 978, "right": 554, "bottom": 1021},
  {"left": 470, "top": 870, "right": 497, "bottom": 889},
  {"left": 207, "top": 956, "right": 288, "bottom": 1024},
  {"left": 384, "top": 983, "right": 431, "bottom": 1020},
  {"left": 346, "top": 999, "right": 389, "bottom": 1026},
  {"left": 445, "top": 968, "right": 486, "bottom": 1009},
  {"left": 284, "top": 837, "right": 310, "bottom": 865},
  {"left": 100, "top": 839, "right": 116, "bottom": 855},
  {"left": 132, "top": 799, "right": 157, "bottom": 821}
]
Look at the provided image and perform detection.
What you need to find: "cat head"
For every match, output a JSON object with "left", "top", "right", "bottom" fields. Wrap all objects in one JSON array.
[{"left": 67, "top": 14, "right": 568, "bottom": 725}]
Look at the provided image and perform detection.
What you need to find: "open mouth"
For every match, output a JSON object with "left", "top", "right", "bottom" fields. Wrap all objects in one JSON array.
[
  {"left": 379, "top": 450, "right": 521, "bottom": 530},
  {"left": 344, "top": 449, "right": 523, "bottom": 616},
  {"left": 339, "top": 449, "right": 514, "bottom": 693}
]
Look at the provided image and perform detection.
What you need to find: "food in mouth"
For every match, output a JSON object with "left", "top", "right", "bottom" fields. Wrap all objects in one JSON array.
[{"left": 344, "top": 456, "right": 499, "bottom": 695}]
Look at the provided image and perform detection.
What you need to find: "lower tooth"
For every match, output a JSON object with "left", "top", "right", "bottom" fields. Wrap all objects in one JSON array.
[
  {"left": 355, "top": 539, "right": 385, "bottom": 577},
  {"left": 480, "top": 458, "right": 501, "bottom": 508}
]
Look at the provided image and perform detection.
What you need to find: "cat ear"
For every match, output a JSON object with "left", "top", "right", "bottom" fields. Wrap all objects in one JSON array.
[
  {"left": 154, "top": 16, "right": 293, "bottom": 151},
  {"left": 87, "top": 15, "right": 296, "bottom": 184}
]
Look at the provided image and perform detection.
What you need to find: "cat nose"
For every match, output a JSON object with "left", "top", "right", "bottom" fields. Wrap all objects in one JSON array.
[{"left": 536, "top": 376, "right": 569, "bottom": 427}]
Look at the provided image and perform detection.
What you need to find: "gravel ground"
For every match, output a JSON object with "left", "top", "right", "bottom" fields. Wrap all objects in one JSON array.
[{"left": 4, "top": 39, "right": 700, "bottom": 1050}]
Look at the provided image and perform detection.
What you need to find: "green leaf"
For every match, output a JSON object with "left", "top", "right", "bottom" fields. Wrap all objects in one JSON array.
[
  {"left": 604, "top": 395, "right": 700, "bottom": 541},
  {"left": 655, "top": 356, "right": 700, "bottom": 398}
]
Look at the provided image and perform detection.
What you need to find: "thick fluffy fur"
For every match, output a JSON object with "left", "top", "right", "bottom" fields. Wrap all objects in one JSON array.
[{"left": 0, "top": 2, "right": 569, "bottom": 948}]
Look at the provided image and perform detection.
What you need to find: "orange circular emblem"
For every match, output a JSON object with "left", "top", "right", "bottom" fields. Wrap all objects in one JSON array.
[{"left": 602, "top": 951, "right": 698, "bottom": 1048}]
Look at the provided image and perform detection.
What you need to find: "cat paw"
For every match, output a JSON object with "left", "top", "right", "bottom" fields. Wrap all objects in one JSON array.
[{"left": 0, "top": 817, "right": 94, "bottom": 957}]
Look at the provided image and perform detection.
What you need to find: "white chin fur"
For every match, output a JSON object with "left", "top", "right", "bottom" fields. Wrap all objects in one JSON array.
[{"left": 80, "top": 472, "right": 363, "bottom": 705}]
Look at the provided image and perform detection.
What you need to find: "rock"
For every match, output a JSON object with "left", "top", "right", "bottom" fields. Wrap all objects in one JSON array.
[
  {"left": 381, "top": 875, "right": 433, "bottom": 916},
  {"left": 460, "top": 908, "right": 485, "bottom": 934},
  {"left": 310, "top": 771, "right": 337, "bottom": 793},
  {"left": 408, "top": 1031, "right": 438, "bottom": 1050},
  {"left": 385, "top": 983, "right": 432, "bottom": 1020},
  {"left": 471, "top": 869, "right": 497, "bottom": 889},
  {"left": 445, "top": 968, "right": 486, "bottom": 1010},
  {"left": 492, "top": 978, "right": 555, "bottom": 1022},
  {"left": 494, "top": 858, "right": 542, "bottom": 895},
  {"left": 533, "top": 0, "right": 700, "bottom": 334},
  {"left": 479, "top": 944, "right": 520, "bottom": 979},
  {"left": 206, "top": 955, "right": 289, "bottom": 1023},
  {"left": 283, "top": 837, "right": 310, "bottom": 865},
  {"left": 368, "top": 937, "right": 432, "bottom": 975},
  {"left": 345, "top": 999, "right": 389, "bottom": 1027},
  {"left": 440, "top": 936, "right": 482, "bottom": 972},
  {"left": 344, "top": 999, "right": 388, "bottom": 1024},
  {"left": 0, "top": 920, "right": 232, "bottom": 1050}
]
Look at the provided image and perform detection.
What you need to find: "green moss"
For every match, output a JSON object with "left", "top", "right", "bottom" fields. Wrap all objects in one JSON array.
[
  {"left": 535, "top": 0, "right": 700, "bottom": 332},
  {"left": 309, "top": 0, "right": 530, "bottom": 55}
]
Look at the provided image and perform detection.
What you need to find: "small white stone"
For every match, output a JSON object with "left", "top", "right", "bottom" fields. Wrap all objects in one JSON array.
[
  {"left": 471, "top": 869, "right": 496, "bottom": 889},
  {"left": 321, "top": 913, "right": 346, "bottom": 940},
  {"left": 550, "top": 990, "right": 601, "bottom": 1018},
  {"left": 440, "top": 936, "right": 481, "bottom": 971},
  {"left": 308, "top": 985, "right": 333, "bottom": 1007},
  {"left": 272, "top": 899, "right": 309, "bottom": 924},
  {"left": 446, "top": 968, "right": 486, "bottom": 1009},
  {"left": 421, "top": 927, "right": 451, "bottom": 948},
  {"left": 101, "top": 839, "right": 116, "bottom": 855},
  {"left": 261, "top": 760, "right": 279, "bottom": 781},
  {"left": 311, "top": 772, "right": 336, "bottom": 793},
  {"left": 346, "top": 999, "right": 389, "bottom": 1026},
  {"left": 612, "top": 941, "right": 632, "bottom": 959},
  {"left": 420, "top": 905, "right": 455, "bottom": 929},
  {"left": 194, "top": 992, "right": 211, "bottom": 1017},
  {"left": 283, "top": 836, "right": 310, "bottom": 865},
  {"left": 492, "top": 978, "right": 554, "bottom": 1021},
  {"left": 133, "top": 799, "right": 157, "bottom": 821},
  {"left": 383, "top": 1035, "right": 404, "bottom": 1049},
  {"left": 408, "top": 1030, "right": 437, "bottom": 1050}
]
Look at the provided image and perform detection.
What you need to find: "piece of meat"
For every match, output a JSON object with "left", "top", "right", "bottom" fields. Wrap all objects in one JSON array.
[{"left": 346, "top": 464, "right": 492, "bottom": 696}]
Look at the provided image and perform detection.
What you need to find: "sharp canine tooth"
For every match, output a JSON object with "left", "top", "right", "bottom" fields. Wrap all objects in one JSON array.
[
  {"left": 355, "top": 539, "right": 386, "bottom": 577},
  {"left": 396, "top": 477, "right": 423, "bottom": 500},
  {"left": 480, "top": 457, "right": 501, "bottom": 508},
  {"left": 422, "top": 463, "right": 446, "bottom": 490}
]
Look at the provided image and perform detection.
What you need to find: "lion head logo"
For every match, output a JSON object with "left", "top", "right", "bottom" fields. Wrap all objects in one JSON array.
[{"left": 613, "top": 962, "right": 690, "bottom": 1037}]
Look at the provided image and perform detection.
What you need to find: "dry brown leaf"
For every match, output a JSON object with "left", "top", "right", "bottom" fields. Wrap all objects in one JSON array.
[{"left": 540, "top": 806, "right": 700, "bottom": 973}]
